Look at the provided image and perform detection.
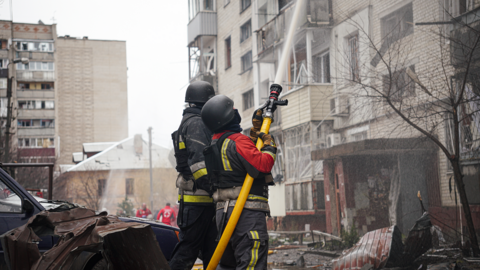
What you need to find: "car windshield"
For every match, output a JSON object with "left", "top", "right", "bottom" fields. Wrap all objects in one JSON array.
[{"left": 33, "top": 196, "right": 62, "bottom": 210}]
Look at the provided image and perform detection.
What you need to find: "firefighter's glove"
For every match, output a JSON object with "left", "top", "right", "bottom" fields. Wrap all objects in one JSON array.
[
  {"left": 250, "top": 109, "right": 263, "bottom": 142},
  {"left": 258, "top": 132, "right": 276, "bottom": 148}
]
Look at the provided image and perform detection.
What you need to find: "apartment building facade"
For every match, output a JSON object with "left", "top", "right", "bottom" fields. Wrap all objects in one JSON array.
[
  {"left": 0, "top": 20, "right": 128, "bottom": 166},
  {"left": 187, "top": 0, "right": 480, "bottom": 236}
]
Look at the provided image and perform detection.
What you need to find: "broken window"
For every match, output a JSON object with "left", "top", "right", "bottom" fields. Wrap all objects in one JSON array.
[
  {"left": 347, "top": 34, "right": 360, "bottom": 82},
  {"left": 225, "top": 37, "right": 232, "bottom": 69},
  {"left": 240, "top": 20, "right": 252, "bottom": 43},
  {"left": 381, "top": 3, "right": 413, "bottom": 45},
  {"left": 241, "top": 0, "right": 251, "bottom": 12},
  {"left": 314, "top": 51, "right": 330, "bottom": 83},
  {"left": 126, "top": 178, "right": 134, "bottom": 195},
  {"left": 284, "top": 123, "right": 314, "bottom": 182},
  {"left": 241, "top": 51, "right": 252, "bottom": 72},
  {"left": 382, "top": 65, "right": 416, "bottom": 101},
  {"left": 15, "top": 41, "right": 54, "bottom": 52},
  {"left": 98, "top": 179, "right": 106, "bottom": 197},
  {"left": 242, "top": 89, "right": 254, "bottom": 111}
]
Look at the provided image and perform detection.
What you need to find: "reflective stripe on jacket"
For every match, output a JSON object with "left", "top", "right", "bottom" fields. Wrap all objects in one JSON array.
[
  {"left": 210, "top": 131, "right": 276, "bottom": 201},
  {"left": 177, "top": 111, "right": 214, "bottom": 204}
]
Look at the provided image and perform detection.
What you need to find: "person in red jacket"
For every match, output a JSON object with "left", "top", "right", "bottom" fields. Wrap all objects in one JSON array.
[
  {"left": 135, "top": 203, "right": 152, "bottom": 218},
  {"left": 157, "top": 203, "right": 176, "bottom": 226}
]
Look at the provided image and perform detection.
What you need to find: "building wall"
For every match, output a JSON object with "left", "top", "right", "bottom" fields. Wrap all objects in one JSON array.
[
  {"left": 62, "top": 167, "right": 177, "bottom": 215},
  {"left": 56, "top": 38, "right": 128, "bottom": 164},
  {"left": 216, "top": 0, "right": 255, "bottom": 128}
]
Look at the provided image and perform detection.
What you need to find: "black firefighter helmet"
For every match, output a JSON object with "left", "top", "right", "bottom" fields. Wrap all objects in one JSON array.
[
  {"left": 185, "top": 81, "right": 215, "bottom": 103},
  {"left": 201, "top": 95, "right": 235, "bottom": 133}
]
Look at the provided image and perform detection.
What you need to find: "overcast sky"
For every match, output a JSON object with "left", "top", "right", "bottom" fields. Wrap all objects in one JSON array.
[{"left": 1, "top": 0, "right": 189, "bottom": 148}]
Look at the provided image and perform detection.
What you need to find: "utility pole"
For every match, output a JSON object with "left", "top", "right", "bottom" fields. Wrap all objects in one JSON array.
[
  {"left": 148, "top": 127, "right": 153, "bottom": 213},
  {"left": 4, "top": 77, "right": 12, "bottom": 163}
]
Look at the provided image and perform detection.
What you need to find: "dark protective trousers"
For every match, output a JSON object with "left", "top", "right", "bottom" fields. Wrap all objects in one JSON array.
[
  {"left": 169, "top": 205, "right": 218, "bottom": 270},
  {"left": 216, "top": 208, "right": 269, "bottom": 270}
]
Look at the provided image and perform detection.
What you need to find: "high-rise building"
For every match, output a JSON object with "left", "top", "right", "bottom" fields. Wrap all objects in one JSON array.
[{"left": 0, "top": 20, "right": 128, "bottom": 166}]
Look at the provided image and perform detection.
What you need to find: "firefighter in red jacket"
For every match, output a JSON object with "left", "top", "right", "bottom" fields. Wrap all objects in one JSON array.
[
  {"left": 201, "top": 95, "right": 276, "bottom": 270},
  {"left": 157, "top": 202, "right": 176, "bottom": 226}
]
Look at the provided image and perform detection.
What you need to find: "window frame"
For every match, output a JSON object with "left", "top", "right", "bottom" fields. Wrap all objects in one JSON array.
[
  {"left": 241, "top": 50, "right": 253, "bottom": 73},
  {"left": 225, "top": 36, "right": 232, "bottom": 69},
  {"left": 382, "top": 65, "right": 416, "bottom": 101},
  {"left": 125, "top": 178, "right": 134, "bottom": 195},
  {"left": 240, "top": 0, "right": 251, "bottom": 13},
  {"left": 242, "top": 89, "right": 254, "bottom": 111},
  {"left": 380, "top": 3, "right": 414, "bottom": 44},
  {"left": 347, "top": 34, "right": 360, "bottom": 82},
  {"left": 314, "top": 51, "right": 331, "bottom": 83},
  {"left": 240, "top": 19, "right": 252, "bottom": 43}
]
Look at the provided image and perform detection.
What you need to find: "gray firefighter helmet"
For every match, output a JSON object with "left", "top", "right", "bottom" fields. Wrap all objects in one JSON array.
[
  {"left": 185, "top": 81, "right": 215, "bottom": 103},
  {"left": 201, "top": 95, "right": 235, "bottom": 133}
]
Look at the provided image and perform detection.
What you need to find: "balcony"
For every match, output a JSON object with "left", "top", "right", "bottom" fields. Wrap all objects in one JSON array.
[
  {"left": 188, "top": 11, "right": 217, "bottom": 45},
  {"left": 280, "top": 84, "right": 333, "bottom": 130},
  {"left": 16, "top": 90, "right": 55, "bottom": 99},
  {"left": 256, "top": 0, "right": 331, "bottom": 55},
  {"left": 17, "top": 51, "right": 54, "bottom": 61},
  {"left": 17, "top": 127, "right": 55, "bottom": 136},
  {"left": 16, "top": 71, "right": 55, "bottom": 81},
  {"left": 18, "top": 109, "right": 55, "bottom": 118}
]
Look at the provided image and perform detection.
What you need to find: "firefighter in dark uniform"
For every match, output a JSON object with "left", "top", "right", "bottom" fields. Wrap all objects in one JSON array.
[
  {"left": 201, "top": 95, "right": 276, "bottom": 270},
  {"left": 169, "top": 81, "right": 217, "bottom": 270}
]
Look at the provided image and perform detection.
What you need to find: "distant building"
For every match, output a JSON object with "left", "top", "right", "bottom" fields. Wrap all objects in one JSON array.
[
  {"left": 60, "top": 134, "right": 177, "bottom": 215},
  {"left": 0, "top": 20, "right": 128, "bottom": 165}
]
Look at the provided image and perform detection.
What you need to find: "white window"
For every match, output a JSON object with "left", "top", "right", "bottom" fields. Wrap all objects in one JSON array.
[
  {"left": 45, "top": 101, "right": 54, "bottom": 109},
  {"left": 314, "top": 51, "right": 330, "bottom": 83}
]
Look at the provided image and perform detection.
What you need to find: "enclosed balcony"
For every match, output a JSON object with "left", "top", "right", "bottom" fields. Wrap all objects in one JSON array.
[
  {"left": 256, "top": 0, "right": 331, "bottom": 56},
  {"left": 16, "top": 71, "right": 55, "bottom": 81},
  {"left": 187, "top": 0, "right": 216, "bottom": 46}
]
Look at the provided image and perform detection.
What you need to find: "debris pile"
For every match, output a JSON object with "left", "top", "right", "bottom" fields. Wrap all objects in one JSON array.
[{"left": 0, "top": 208, "right": 168, "bottom": 270}]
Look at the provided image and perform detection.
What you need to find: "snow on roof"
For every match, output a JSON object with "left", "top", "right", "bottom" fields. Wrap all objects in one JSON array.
[
  {"left": 72, "top": 152, "right": 84, "bottom": 163},
  {"left": 82, "top": 142, "right": 116, "bottom": 153},
  {"left": 67, "top": 137, "right": 173, "bottom": 172}
]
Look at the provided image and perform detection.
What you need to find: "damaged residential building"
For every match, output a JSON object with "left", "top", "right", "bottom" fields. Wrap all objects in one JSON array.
[
  {"left": 187, "top": 0, "right": 480, "bottom": 238},
  {"left": 0, "top": 20, "right": 128, "bottom": 167}
]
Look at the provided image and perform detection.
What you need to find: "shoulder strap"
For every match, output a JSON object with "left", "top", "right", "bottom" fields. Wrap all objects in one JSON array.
[
  {"left": 216, "top": 132, "right": 236, "bottom": 151},
  {"left": 176, "top": 114, "right": 201, "bottom": 149}
]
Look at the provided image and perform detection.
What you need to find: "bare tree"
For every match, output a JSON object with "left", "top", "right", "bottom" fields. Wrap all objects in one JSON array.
[{"left": 333, "top": 6, "right": 480, "bottom": 255}]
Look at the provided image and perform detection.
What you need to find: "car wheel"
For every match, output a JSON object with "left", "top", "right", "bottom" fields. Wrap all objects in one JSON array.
[{"left": 90, "top": 258, "right": 107, "bottom": 270}]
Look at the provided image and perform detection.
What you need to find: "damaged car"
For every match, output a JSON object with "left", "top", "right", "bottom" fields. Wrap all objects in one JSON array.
[{"left": 0, "top": 168, "right": 178, "bottom": 270}]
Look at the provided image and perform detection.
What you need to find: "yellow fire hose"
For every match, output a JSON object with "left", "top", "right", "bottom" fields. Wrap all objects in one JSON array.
[{"left": 206, "top": 1, "right": 305, "bottom": 269}]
